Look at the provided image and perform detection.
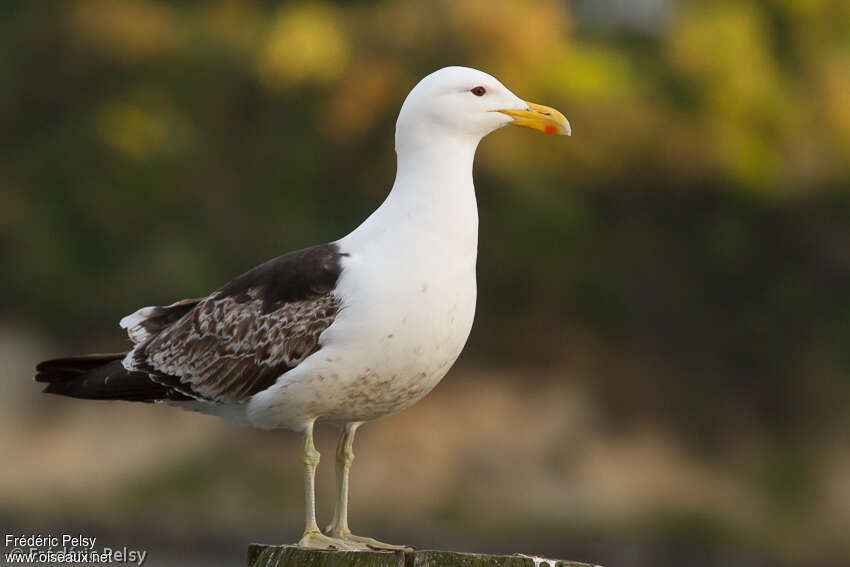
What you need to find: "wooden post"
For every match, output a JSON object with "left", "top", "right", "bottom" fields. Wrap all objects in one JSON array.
[{"left": 247, "top": 545, "right": 598, "bottom": 567}]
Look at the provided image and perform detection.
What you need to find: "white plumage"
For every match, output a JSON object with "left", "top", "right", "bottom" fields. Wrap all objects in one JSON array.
[{"left": 37, "top": 66, "right": 570, "bottom": 550}]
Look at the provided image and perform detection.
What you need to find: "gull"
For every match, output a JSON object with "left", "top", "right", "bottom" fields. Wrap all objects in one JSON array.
[{"left": 35, "top": 66, "right": 570, "bottom": 550}]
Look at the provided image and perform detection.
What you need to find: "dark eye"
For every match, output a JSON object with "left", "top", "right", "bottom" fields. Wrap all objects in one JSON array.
[{"left": 470, "top": 86, "right": 486, "bottom": 96}]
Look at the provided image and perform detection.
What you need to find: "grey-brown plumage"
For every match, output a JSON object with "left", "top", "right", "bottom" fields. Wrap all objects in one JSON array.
[
  {"left": 35, "top": 243, "right": 347, "bottom": 404},
  {"left": 132, "top": 292, "right": 341, "bottom": 403}
]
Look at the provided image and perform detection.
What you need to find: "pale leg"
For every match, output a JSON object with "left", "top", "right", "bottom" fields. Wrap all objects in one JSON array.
[
  {"left": 326, "top": 422, "right": 360, "bottom": 537},
  {"left": 297, "top": 421, "right": 355, "bottom": 550},
  {"left": 325, "top": 422, "right": 412, "bottom": 551}
]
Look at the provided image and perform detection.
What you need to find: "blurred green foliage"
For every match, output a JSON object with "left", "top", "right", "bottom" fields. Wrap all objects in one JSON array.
[{"left": 2, "top": 0, "right": 849, "bottom": 449}]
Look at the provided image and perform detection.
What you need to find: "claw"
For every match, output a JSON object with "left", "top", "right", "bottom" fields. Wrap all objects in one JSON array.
[{"left": 298, "top": 531, "right": 358, "bottom": 550}]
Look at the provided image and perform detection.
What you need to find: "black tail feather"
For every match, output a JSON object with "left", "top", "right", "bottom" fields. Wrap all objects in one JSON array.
[
  {"left": 35, "top": 353, "right": 126, "bottom": 382},
  {"left": 35, "top": 353, "right": 190, "bottom": 402}
]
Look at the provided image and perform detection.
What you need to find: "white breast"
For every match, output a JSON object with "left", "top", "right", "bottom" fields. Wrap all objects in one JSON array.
[
  {"left": 326, "top": 234, "right": 476, "bottom": 417},
  {"left": 247, "top": 173, "right": 479, "bottom": 431}
]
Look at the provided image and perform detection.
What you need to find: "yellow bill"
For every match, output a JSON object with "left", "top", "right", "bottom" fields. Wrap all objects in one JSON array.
[{"left": 496, "top": 102, "right": 571, "bottom": 136}]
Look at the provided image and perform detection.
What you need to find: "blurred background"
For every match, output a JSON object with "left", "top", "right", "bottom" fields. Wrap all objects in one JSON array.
[{"left": 2, "top": 1, "right": 849, "bottom": 565}]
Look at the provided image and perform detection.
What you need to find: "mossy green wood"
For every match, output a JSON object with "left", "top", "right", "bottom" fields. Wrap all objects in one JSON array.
[{"left": 247, "top": 545, "right": 597, "bottom": 567}]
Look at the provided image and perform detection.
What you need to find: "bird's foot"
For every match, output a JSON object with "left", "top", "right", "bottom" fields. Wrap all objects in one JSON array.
[
  {"left": 324, "top": 528, "right": 414, "bottom": 551},
  {"left": 297, "top": 530, "right": 358, "bottom": 550}
]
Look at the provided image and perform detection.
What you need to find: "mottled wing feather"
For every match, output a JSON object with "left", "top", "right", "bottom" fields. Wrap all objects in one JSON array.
[
  {"left": 124, "top": 243, "right": 347, "bottom": 404},
  {"left": 133, "top": 292, "right": 341, "bottom": 403},
  {"left": 120, "top": 298, "right": 203, "bottom": 344}
]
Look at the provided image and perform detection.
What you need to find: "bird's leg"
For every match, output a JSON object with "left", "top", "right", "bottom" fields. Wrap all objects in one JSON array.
[
  {"left": 325, "top": 421, "right": 361, "bottom": 537},
  {"left": 297, "top": 422, "right": 355, "bottom": 550},
  {"left": 324, "top": 422, "right": 413, "bottom": 551}
]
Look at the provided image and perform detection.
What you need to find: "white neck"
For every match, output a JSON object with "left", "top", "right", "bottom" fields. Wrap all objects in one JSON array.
[{"left": 344, "top": 129, "right": 481, "bottom": 249}]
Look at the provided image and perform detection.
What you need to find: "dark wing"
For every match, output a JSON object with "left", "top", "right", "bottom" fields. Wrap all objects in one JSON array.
[
  {"left": 129, "top": 243, "right": 347, "bottom": 403},
  {"left": 38, "top": 243, "right": 347, "bottom": 404}
]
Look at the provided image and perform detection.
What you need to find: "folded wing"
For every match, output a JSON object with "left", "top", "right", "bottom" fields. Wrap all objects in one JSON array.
[{"left": 37, "top": 244, "right": 347, "bottom": 404}]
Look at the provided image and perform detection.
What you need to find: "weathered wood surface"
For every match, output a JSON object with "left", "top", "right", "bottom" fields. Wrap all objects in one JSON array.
[{"left": 247, "top": 545, "right": 598, "bottom": 567}]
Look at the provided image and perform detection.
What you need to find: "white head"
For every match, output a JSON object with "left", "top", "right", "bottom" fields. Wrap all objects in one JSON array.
[{"left": 395, "top": 66, "right": 570, "bottom": 153}]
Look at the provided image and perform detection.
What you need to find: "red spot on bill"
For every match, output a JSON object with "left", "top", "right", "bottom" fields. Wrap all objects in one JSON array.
[{"left": 544, "top": 125, "right": 557, "bottom": 135}]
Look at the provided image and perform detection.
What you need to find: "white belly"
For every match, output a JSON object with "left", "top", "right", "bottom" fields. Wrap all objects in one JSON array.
[{"left": 246, "top": 232, "right": 477, "bottom": 430}]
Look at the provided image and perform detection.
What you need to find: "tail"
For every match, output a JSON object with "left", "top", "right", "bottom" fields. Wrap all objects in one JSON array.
[{"left": 35, "top": 353, "right": 186, "bottom": 402}]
